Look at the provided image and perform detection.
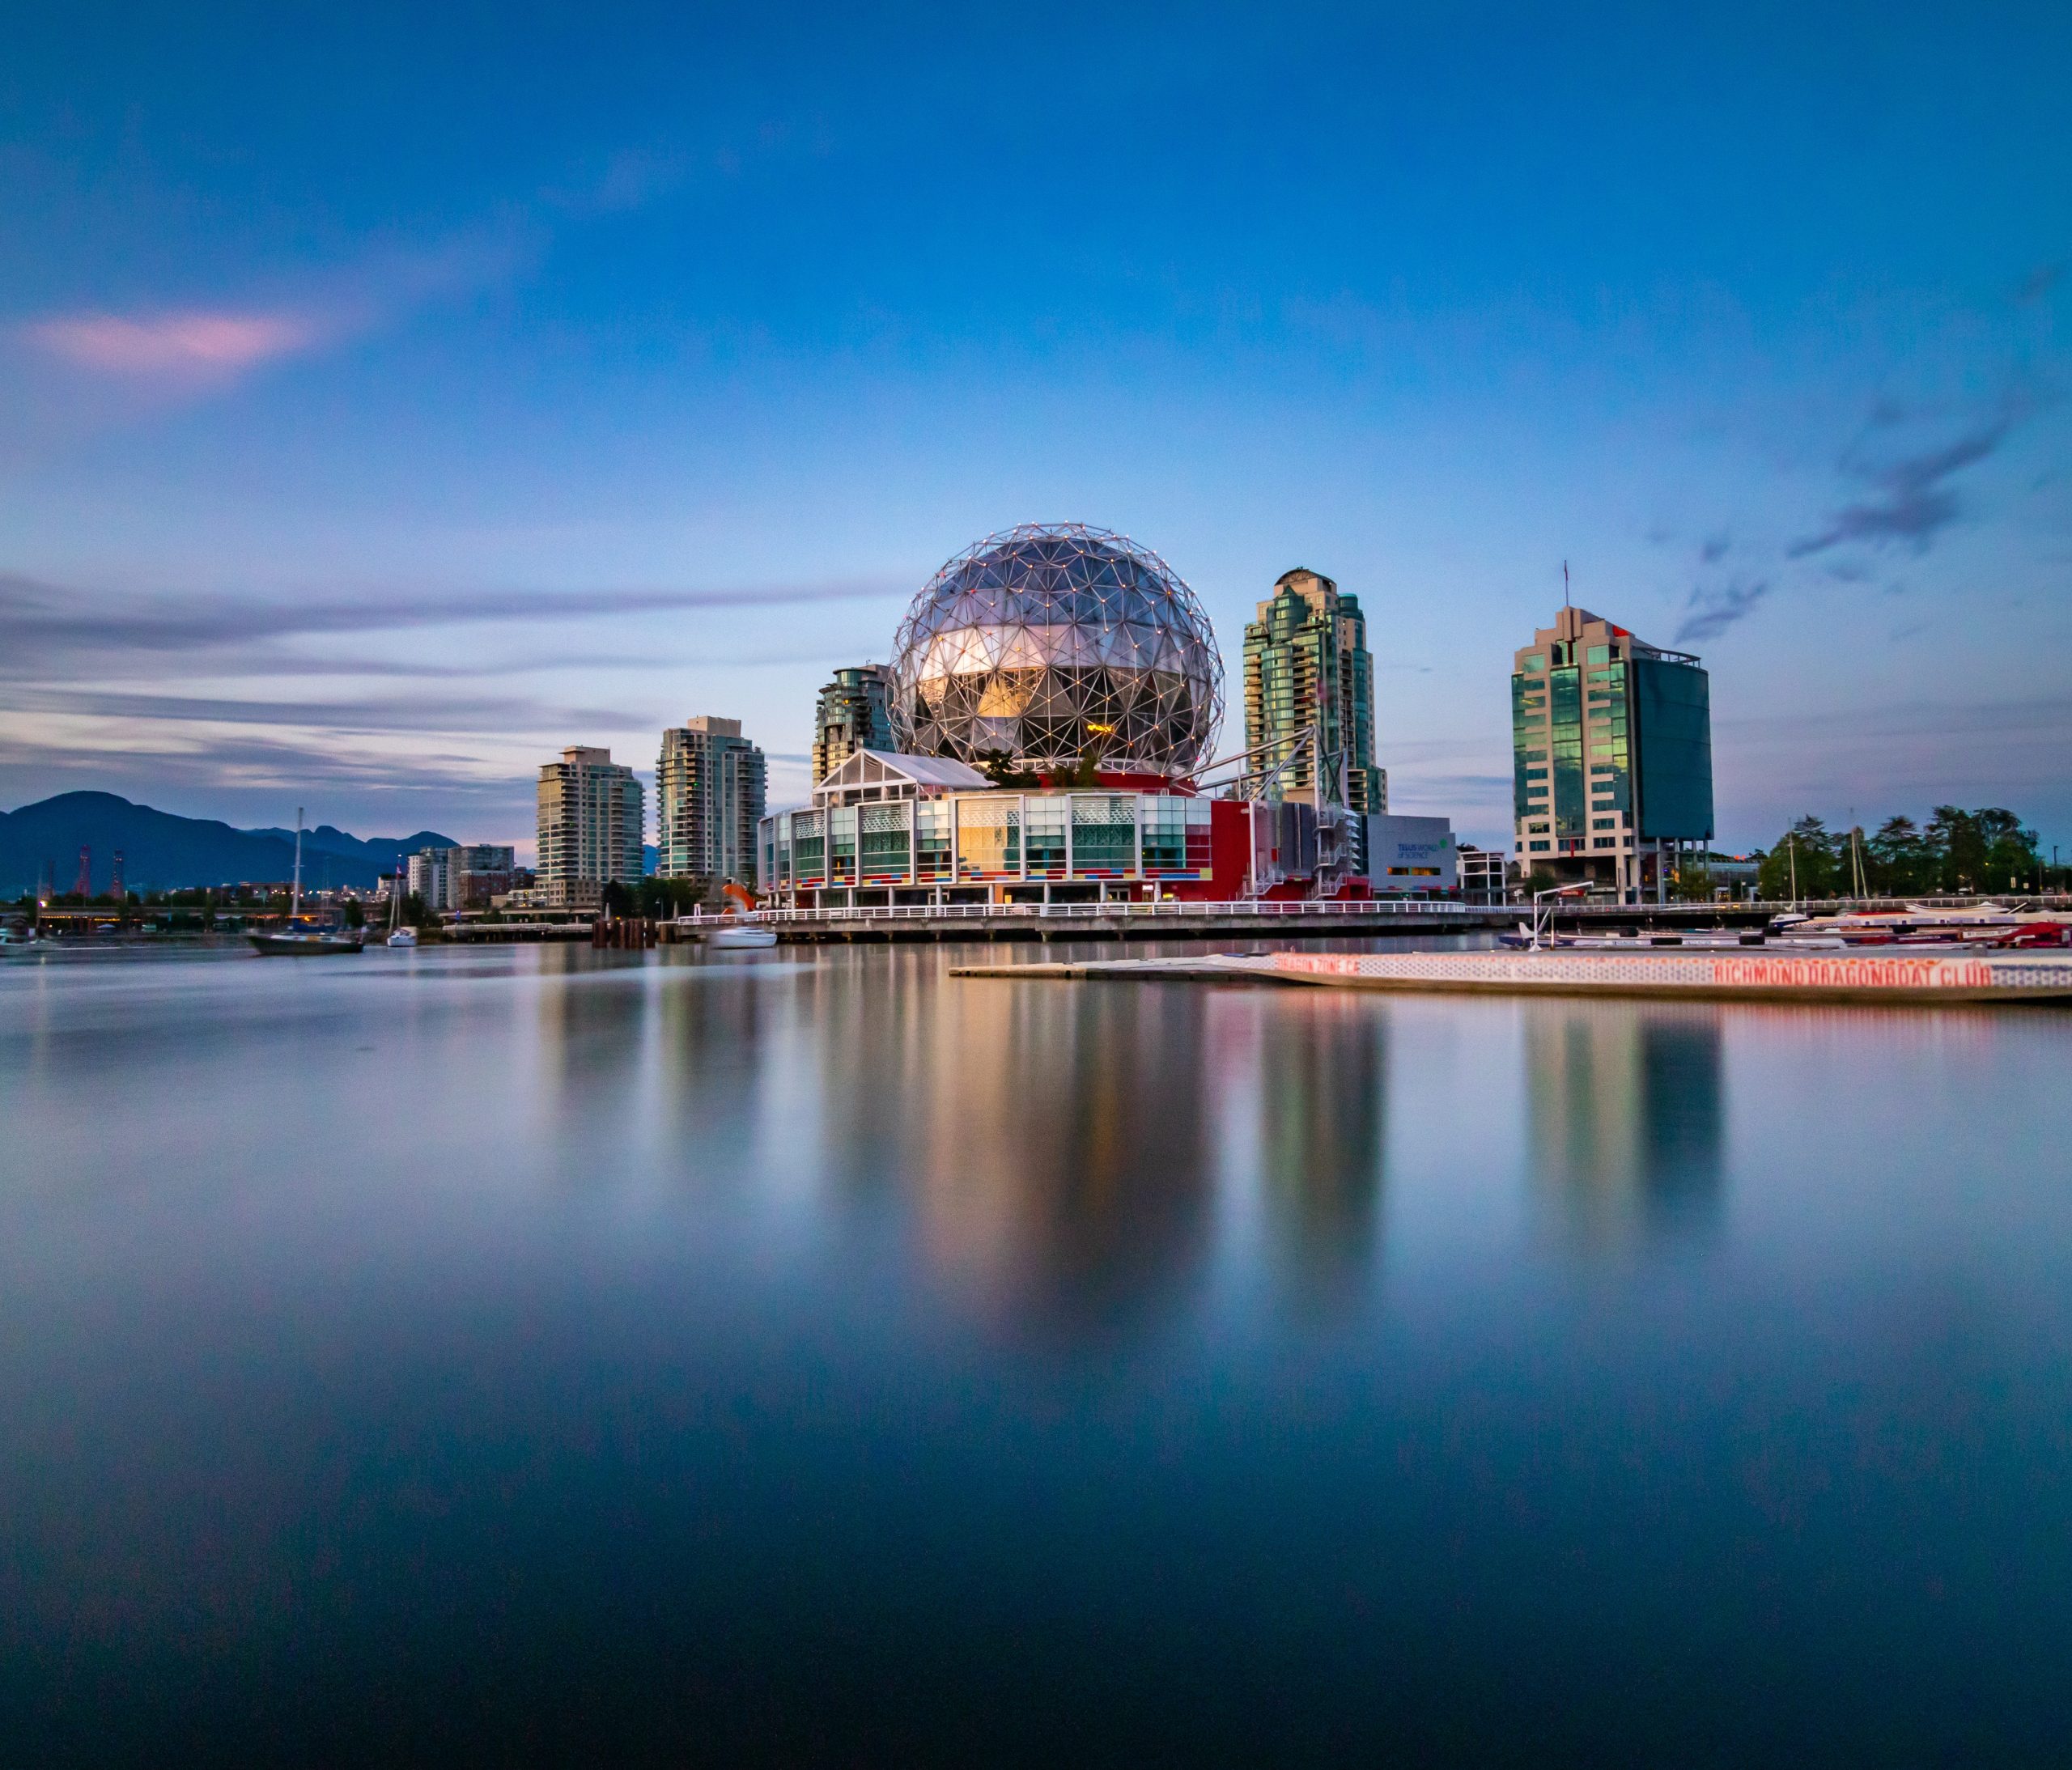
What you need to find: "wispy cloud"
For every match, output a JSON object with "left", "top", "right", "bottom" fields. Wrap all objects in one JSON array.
[
  {"left": 0, "top": 571, "right": 907, "bottom": 674},
  {"left": 2014, "top": 261, "right": 2064, "bottom": 304},
  {"left": 0, "top": 686, "right": 652, "bottom": 737},
  {"left": 544, "top": 146, "right": 694, "bottom": 217},
  {"left": 1785, "top": 423, "right": 2005, "bottom": 558},
  {"left": 1785, "top": 390, "right": 2046, "bottom": 560},
  {"left": 0, "top": 727, "right": 534, "bottom": 815},
  {"left": 12, "top": 215, "right": 538, "bottom": 405},
  {"left": 23, "top": 310, "right": 318, "bottom": 377},
  {"left": 1676, "top": 576, "right": 1770, "bottom": 643},
  {"left": 0, "top": 563, "right": 908, "bottom": 834}
]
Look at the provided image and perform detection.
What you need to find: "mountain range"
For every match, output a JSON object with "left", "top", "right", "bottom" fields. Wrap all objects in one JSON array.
[{"left": 0, "top": 792, "right": 457, "bottom": 895}]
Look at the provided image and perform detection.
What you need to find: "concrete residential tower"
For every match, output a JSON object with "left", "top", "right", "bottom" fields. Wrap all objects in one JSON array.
[
  {"left": 1511, "top": 606, "right": 1713, "bottom": 900},
  {"left": 407, "top": 844, "right": 516, "bottom": 911},
  {"left": 536, "top": 746, "right": 644, "bottom": 909},
  {"left": 811, "top": 665, "right": 894, "bottom": 784},
  {"left": 1242, "top": 569, "right": 1386, "bottom": 814},
  {"left": 657, "top": 716, "right": 766, "bottom": 887}
]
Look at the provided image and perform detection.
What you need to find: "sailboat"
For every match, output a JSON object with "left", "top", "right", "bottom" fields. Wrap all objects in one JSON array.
[
  {"left": 248, "top": 809, "right": 366, "bottom": 956},
  {"left": 385, "top": 863, "right": 418, "bottom": 948}
]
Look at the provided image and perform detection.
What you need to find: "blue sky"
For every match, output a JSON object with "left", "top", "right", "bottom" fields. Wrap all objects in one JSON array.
[{"left": 2, "top": 2, "right": 2067, "bottom": 855}]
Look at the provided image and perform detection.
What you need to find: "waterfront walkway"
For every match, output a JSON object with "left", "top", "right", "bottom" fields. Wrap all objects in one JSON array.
[
  {"left": 669, "top": 898, "right": 1773, "bottom": 944},
  {"left": 665, "top": 894, "right": 2072, "bottom": 946}
]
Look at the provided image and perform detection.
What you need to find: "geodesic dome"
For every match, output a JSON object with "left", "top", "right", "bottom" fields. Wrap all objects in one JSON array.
[{"left": 889, "top": 523, "right": 1224, "bottom": 776}]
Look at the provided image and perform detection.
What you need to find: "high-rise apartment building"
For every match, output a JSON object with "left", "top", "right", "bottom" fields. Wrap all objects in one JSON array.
[
  {"left": 1511, "top": 606, "right": 1713, "bottom": 900},
  {"left": 657, "top": 717, "right": 766, "bottom": 886},
  {"left": 405, "top": 847, "right": 451, "bottom": 909},
  {"left": 811, "top": 664, "right": 894, "bottom": 784},
  {"left": 536, "top": 747, "right": 644, "bottom": 910},
  {"left": 1242, "top": 569, "right": 1386, "bottom": 814},
  {"left": 408, "top": 843, "right": 517, "bottom": 911}
]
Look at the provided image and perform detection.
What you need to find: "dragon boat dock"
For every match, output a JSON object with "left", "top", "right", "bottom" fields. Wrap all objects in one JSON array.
[{"left": 950, "top": 947, "right": 2072, "bottom": 1004}]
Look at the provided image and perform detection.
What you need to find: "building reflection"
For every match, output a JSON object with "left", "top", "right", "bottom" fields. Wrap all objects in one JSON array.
[
  {"left": 1524, "top": 1003, "right": 1725, "bottom": 1243},
  {"left": 529, "top": 949, "right": 652, "bottom": 1165},
  {"left": 650, "top": 953, "right": 775, "bottom": 1161},
  {"left": 1255, "top": 992, "right": 1387, "bottom": 1309},
  {"left": 890, "top": 966, "right": 1217, "bottom": 1341}
]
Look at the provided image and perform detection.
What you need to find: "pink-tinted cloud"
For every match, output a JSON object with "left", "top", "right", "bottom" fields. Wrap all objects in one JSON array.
[{"left": 23, "top": 309, "right": 316, "bottom": 376}]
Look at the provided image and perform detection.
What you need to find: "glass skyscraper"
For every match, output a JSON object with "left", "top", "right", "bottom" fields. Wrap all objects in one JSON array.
[
  {"left": 1242, "top": 568, "right": 1385, "bottom": 814},
  {"left": 1511, "top": 607, "right": 1713, "bottom": 900}
]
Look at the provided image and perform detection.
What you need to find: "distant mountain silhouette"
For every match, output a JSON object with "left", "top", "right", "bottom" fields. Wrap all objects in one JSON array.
[
  {"left": 244, "top": 823, "right": 459, "bottom": 873},
  {"left": 0, "top": 792, "right": 457, "bottom": 895}
]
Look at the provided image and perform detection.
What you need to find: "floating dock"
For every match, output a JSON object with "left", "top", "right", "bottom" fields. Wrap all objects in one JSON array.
[{"left": 950, "top": 948, "right": 2072, "bottom": 1004}]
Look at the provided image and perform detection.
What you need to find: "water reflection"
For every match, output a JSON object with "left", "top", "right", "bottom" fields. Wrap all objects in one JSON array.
[
  {"left": 1525, "top": 1003, "right": 1725, "bottom": 1244},
  {"left": 1255, "top": 993, "right": 1387, "bottom": 1307},
  {"left": 11, "top": 947, "right": 2072, "bottom": 1762},
  {"left": 531, "top": 952, "right": 650, "bottom": 1148},
  {"left": 896, "top": 964, "right": 1216, "bottom": 1339},
  {"left": 652, "top": 957, "right": 775, "bottom": 1156}
]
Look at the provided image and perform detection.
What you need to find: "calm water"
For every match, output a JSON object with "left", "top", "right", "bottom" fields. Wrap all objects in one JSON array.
[{"left": 3, "top": 941, "right": 2070, "bottom": 1762}]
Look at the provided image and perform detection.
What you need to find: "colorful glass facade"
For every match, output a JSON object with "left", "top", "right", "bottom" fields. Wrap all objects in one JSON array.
[{"left": 762, "top": 789, "right": 1219, "bottom": 898}]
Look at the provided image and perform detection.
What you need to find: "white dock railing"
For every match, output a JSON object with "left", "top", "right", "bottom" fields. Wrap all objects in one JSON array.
[
  {"left": 668, "top": 893, "right": 2072, "bottom": 931},
  {"left": 673, "top": 898, "right": 1474, "bottom": 927}
]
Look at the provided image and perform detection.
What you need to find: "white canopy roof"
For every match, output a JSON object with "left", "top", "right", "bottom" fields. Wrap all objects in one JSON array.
[{"left": 813, "top": 748, "right": 991, "bottom": 806}]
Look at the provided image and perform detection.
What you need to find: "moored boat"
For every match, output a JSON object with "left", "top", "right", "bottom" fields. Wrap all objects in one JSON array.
[
  {"left": 706, "top": 878, "right": 777, "bottom": 949},
  {"left": 249, "top": 808, "right": 365, "bottom": 956},
  {"left": 708, "top": 922, "right": 777, "bottom": 949},
  {"left": 251, "top": 925, "right": 367, "bottom": 956},
  {"left": 383, "top": 864, "right": 418, "bottom": 947}
]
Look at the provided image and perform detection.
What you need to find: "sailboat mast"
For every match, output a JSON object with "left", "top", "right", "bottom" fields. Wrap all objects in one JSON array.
[{"left": 291, "top": 806, "right": 304, "bottom": 920}]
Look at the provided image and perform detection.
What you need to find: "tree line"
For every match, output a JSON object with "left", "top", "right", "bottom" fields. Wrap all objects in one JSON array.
[{"left": 1756, "top": 807, "right": 2049, "bottom": 900}]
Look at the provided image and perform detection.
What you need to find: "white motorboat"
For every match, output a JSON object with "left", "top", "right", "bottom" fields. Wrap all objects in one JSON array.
[
  {"left": 706, "top": 879, "right": 777, "bottom": 949},
  {"left": 387, "top": 926, "right": 418, "bottom": 949},
  {"left": 708, "top": 922, "right": 777, "bottom": 950}
]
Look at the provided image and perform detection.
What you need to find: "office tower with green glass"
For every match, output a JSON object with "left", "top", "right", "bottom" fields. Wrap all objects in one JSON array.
[
  {"left": 1242, "top": 568, "right": 1386, "bottom": 813},
  {"left": 1511, "top": 607, "right": 1713, "bottom": 900},
  {"left": 811, "top": 664, "right": 894, "bottom": 784}
]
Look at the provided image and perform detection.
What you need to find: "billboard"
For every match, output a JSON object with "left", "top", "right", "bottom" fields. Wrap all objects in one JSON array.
[{"left": 1364, "top": 814, "right": 1456, "bottom": 892}]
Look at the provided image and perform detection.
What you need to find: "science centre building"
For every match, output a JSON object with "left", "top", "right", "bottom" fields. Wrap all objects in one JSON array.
[
  {"left": 889, "top": 522, "right": 1223, "bottom": 775},
  {"left": 758, "top": 524, "right": 1272, "bottom": 905}
]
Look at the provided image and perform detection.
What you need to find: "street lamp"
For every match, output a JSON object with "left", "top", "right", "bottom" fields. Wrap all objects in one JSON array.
[{"left": 1529, "top": 881, "right": 1592, "bottom": 949}]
